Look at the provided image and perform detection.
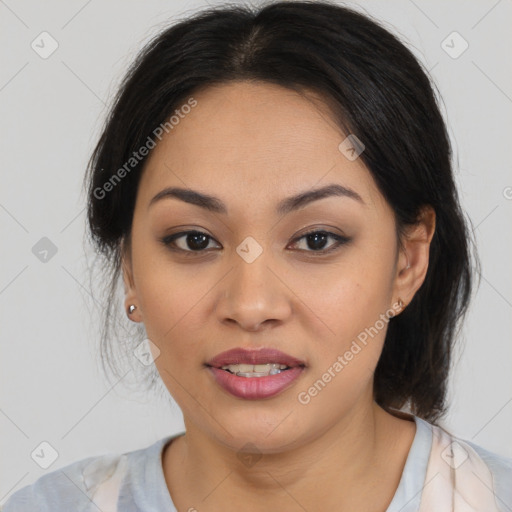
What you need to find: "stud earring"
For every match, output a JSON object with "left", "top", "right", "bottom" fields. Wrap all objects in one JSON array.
[
  {"left": 397, "top": 297, "right": 406, "bottom": 310},
  {"left": 127, "top": 304, "right": 137, "bottom": 315}
]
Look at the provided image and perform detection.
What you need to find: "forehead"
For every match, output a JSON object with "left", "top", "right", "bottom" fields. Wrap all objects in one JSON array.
[
  {"left": 138, "top": 81, "right": 385, "bottom": 213},
  {"left": 151, "top": 81, "right": 344, "bottom": 162}
]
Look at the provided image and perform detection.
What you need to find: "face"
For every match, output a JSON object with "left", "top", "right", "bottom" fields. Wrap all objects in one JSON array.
[{"left": 122, "top": 81, "right": 430, "bottom": 453}]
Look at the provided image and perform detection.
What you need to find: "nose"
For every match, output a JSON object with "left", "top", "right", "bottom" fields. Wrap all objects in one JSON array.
[{"left": 215, "top": 250, "right": 293, "bottom": 332}]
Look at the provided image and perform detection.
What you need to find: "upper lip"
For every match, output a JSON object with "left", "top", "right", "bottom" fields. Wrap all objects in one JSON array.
[{"left": 206, "top": 348, "right": 306, "bottom": 368}]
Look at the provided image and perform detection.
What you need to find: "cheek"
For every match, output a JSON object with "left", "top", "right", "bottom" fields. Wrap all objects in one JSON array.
[
  {"left": 296, "top": 276, "right": 390, "bottom": 412},
  {"left": 130, "top": 246, "right": 208, "bottom": 360},
  {"left": 299, "top": 259, "right": 392, "bottom": 368}
]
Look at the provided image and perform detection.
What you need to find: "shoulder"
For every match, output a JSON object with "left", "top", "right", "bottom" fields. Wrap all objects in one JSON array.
[
  {"left": 464, "top": 438, "right": 512, "bottom": 506},
  {"left": 428, "top": 421, "right": 512, "bottom": 509},
  {"left": 1, "top": 451, "right": 127, "bottom": 512}
]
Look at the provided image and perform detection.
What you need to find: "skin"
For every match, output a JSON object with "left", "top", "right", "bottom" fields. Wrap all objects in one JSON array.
[{"left": 122, "top": 81, "right": 436, "bottom": 511}]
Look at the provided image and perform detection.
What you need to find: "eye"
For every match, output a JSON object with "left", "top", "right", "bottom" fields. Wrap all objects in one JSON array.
[
  {"left": 288, "top": 229, "right": 351, "bottom": 255},
  {"left": 160, "top": 230, "right": 221, "bottom": 253}
]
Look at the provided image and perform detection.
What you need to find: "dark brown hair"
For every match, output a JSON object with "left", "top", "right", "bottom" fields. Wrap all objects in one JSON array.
[{"left": 84, "top": 0, "right": 479, "bottom": 423}]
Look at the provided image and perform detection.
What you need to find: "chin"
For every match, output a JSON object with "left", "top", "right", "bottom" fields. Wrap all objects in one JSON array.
[{"left": 208, "top": 412, "right": 307, "bottom": 453}]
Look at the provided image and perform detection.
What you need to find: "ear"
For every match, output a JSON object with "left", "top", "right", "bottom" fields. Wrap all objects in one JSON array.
[
  {"left": 121, "top": 237, "right": 142, "bottom": 322},
  {"left": 392, "top": 205, "right": 436, "bottom": 311}
]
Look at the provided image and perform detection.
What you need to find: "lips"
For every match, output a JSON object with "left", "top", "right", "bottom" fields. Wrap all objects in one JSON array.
[
  {"left": 206, "top": 347, "right": 306, "bottom": 369},
  {"left": 205, "top": 348, "right": 307, "bottom": 399}
]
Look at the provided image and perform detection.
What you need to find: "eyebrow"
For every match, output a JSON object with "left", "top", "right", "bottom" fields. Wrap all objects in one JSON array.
[{"left": 148, "top": 183, "right": 364, "bottom": 215}]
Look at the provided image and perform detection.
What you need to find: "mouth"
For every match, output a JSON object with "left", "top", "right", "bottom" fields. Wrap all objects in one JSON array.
[{"left": 205, "top": 347, "right": 306, "bottom": 398}]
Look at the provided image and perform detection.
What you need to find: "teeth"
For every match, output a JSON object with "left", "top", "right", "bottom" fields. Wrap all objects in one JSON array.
[{"left": 220, "top": 363, "right": 289, "bottom": 377}]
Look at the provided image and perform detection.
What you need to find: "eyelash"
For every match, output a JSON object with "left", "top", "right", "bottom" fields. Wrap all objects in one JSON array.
[{"left": 159, "top": 229, "right": 351, "bottom": 257}]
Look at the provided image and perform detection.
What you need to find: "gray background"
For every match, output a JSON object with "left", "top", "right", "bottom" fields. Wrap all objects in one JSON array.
[{"left": 1, "top": 0, "right": 511, "bottom": 501}]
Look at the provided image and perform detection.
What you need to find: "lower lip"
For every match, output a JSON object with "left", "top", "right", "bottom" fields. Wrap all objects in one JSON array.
[{"left": 207, "top": 366, "right": 304, "bottom": 400}]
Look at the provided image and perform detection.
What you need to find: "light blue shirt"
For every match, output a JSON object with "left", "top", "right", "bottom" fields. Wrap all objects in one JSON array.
[{"left": 2, "top": 415, "right": 511, "bottom": 511}]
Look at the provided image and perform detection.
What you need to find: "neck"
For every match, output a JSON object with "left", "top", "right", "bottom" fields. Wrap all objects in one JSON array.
[{"left": 163, "top": 398, "right": 412, "bottom": 511}]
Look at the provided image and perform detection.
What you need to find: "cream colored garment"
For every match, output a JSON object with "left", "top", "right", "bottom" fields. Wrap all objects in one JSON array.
[
  {"left": 419, "top": 424, "right": 503, "bottom": 511},
  {"left": 84, "top": 454, "right": 129, "bottom": 512}
]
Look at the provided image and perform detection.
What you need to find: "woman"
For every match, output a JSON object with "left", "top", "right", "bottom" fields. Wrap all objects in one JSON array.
[{"left": 3, "top": 1, "right": 511, "bottom": 511}]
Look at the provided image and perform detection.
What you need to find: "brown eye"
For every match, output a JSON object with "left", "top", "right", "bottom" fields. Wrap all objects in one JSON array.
[
  {"left": 289, "top": 230, "right": 351, "bottom": 254},
  {"left": 160, "top": 230, "right": 220, "bottom": 253}
]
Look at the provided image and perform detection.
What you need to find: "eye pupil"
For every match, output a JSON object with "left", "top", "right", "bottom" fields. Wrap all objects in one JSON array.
[
  {"left": 188, "top": 232, "right": 209, "bottom": 250},
  {"left": 306, "top": 232, "right": 328, "bottom": 250}
]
